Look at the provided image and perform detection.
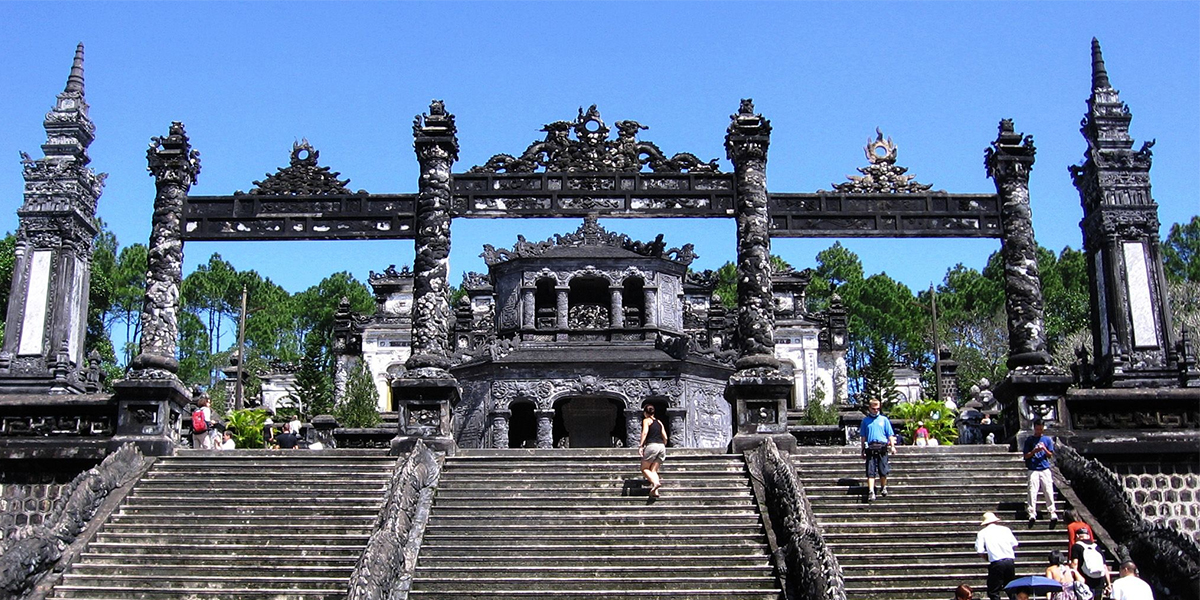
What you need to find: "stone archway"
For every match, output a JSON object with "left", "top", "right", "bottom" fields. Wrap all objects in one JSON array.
[
  {"left": 554, "top": 396, "right": 625, "bottom": 448},
  {"left": 508, "top": 401, "right": 537, "bottom": 448}
]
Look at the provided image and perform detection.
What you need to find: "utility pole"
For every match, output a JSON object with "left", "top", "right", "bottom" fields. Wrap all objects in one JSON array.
[
  {"left": 234, "top": 285, "right": 248, "bottom": 411},
  {"left": 930, "top": 284, "right": 942, "bottom": 404}
]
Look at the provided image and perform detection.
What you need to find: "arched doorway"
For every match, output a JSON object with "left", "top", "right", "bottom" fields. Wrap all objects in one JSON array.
[
  {"left": 508, "top": 401, "right": 537, "bottom": 448},
  {"left": 554, "top": 397, "right": 625, "bottom": 448}
]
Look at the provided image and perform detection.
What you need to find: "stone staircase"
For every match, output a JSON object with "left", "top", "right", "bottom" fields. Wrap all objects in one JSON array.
[
  {"left": 408, "top": 448, "right": 780, "bottom": 599},
  {"left": 793, "top": 445, "right": 1073, "bottom": 600},
  {"left": 48, "top": 450, "right": 396, "bottom": 600}
]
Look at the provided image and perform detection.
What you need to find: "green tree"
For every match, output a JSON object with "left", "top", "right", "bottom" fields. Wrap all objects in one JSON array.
[
  {"left": 182, "top": 253, "right": 242, "bottom": 387},
  {"left": 337, "top": 360, "right": 381, "bottom": 427},
  {"left": 177, "top": 311, "right": 211, "bottom": 388},
  {"left": 1163, "top": 216, "right": 1200, "bottom": 284},
  {"left": 290, "top": 271, "right": 374, "bottom": 350},
  {"left": 107, "top": 244, "right": 147, "bottom": 366},
  {"left": 934, "top": 261, "right": 1008, "bottom": 397},
  {"left": 860, "top": 338, "right": 900, "bottom": 408},
  {"left": 0, "top": 233, "right": 15, "bottom": 338},
  {"left": 289, "top": 333, "right": 333, "bottom": 419}
]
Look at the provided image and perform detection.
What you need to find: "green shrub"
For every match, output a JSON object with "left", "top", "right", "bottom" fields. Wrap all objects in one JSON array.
[
  {"left": 890, "top": 399, "right": 958, "bottom": 445},
  {"left": 224, "top": 408, "right": 270, "bottom": 449},
  {"left": 335, "top": 360, "right": 381, "bottom": 428}
]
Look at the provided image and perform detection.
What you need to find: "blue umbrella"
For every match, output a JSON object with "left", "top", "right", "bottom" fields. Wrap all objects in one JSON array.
[{"left": 1005, "top": 576, "right": 1064, "bottom": 594}]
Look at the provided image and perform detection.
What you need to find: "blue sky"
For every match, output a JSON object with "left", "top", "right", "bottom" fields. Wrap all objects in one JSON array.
[{"left": 2, "top": 2, "right": 1197, "bottom": 299}]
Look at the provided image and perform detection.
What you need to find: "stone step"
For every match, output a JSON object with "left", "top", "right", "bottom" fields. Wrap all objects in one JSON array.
[
  {"left": 120, "top": 495, "right": 382, "bottom": 506},
  {"left": 413, "top": 554, "right": 773, "bottom": 566},
  {"left": 431, "top": 495, "right": 753, "bottom": 507},
  {"left": 436, "top": 478, "right": 747, "bottom": 490},
  {"left": 417, "top": 544, "right": 771, "bottom": 558},
  {"left": 115, "top": 506, "right": 380, "bottom": 517},
  {"left": 424, "top": 523, "right": 764, "bottom": 536},
  {"left": 108, "top": 514, "right": 375, "bottom": 526},
  {"left": 790, "top": 446, "right": 1013, "bottom": 456},
  {"left": 451, "top": 448, "right": 730, "bottom": 458},
  {"left": 75, "top": 552, "right": 358, "bottom": 568},
  {"left": 407, "top": 591, "right": 777, "bottom": 599},
  {"left": 433, "top": 487, "right": 752, "bottom": 498},
  {"left": 83, "top": 542, "right": 365, "bottom": 556},
  {"left": 100, "top": 522, "right": 373, "bottom": 535},
  {"left": 59, "top": 573, "right": 346, "bottom": 590},
  {"left": 91, "top": 532, "right": 368, "bottom": 546},
  {"left": 427, "top": 508, "right": 759, "bottom": 519},
  {"left": 420, "top": 531, "right": 767, "bottom": 545},
  {"left": 51, "top": 585, "right": 345, "bottom": 599},
  {"left": 409, "top": 575, "right": 779, "bottom": 592},
  {"left": 414, "top": 565, "right": 775, "bottom": 577}
]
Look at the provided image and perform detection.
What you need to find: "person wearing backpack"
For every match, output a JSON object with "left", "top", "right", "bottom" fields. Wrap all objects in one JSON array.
[
  {"left": 1071, "top": 528, "right": 1111, "bottom": 600},
  {"left": 191, "top": 397, "right": 215, "bottom": 450}
]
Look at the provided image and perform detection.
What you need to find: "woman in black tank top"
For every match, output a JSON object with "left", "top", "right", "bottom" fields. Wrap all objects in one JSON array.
[{"left": 639, "top": 404, "right": 668, "bottom": 497}]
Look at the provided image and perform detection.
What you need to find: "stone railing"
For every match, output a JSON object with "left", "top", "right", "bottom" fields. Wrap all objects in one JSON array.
[
  {"left": 1056, "top": 443, "right": 1200, "bottom": 600},
  {"left": 744, "top": 438, "right": 847, "bottom": 600},
  {"left": 346, "top": 440, "right": 442, "bottom": 600},
  {"left": 0, "top": 443, "right": 144, "bottom": 600}
]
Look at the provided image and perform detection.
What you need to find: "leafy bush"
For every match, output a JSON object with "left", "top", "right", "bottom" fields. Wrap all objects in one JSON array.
[
  {"left": 890, "top": 399, "right": 958, "bottom": 445},
  {"left": 799, "top": 387, "right": 839, "bottom": 426},
  {"left": 224, "top": 408, "right": 270, "bottom": 449}
]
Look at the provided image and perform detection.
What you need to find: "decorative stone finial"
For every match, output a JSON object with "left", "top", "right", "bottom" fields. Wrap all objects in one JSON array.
[
  {"left": 66, "top": 43, "right": 85, "bottom": 93},
  {"left": 1090, "top": 38, "right": 1111, "bottom": 90},
  {"left": 830, "top": 128, "right": 935, "bottom": 193}
]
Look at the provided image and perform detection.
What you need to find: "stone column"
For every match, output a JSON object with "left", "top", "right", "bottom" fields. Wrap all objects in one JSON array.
[
  {"left": 110, "top": 121, "right": 198, "bottom": 455},
  {"left": 985, "top": 119, "right": 1072, "bottom": 441},
  {"left": 521, "top": 289, "right": 535, "bottom": 330},
  {"left": 489, "top": 409, "right": 511, "bottom": 449},
  {"left": 625, "top": 408, "right": 643, "bottom": 448},
  {"left": 722, "top": 99, "right": 794, "bottom": 454},
  {"left": 535, "top": 409, "right": 554, "bottom": 449},
  {"left": 556, "top": 288, "right": 569, "bottom": 330},
  {"left": 610, "top": 287, "right": 624, "bottom": 328},
  {"left": 666, "top": 407, "right": 687, "bottom": 447},
  {"left": 725, "top": 99, "right": 779, "bottom": 371},
  {"left": 131, "top": 122, "right": 200, "bottom": 376},
  {"left": 985, "top": 119, "right": 1051, "bottom": 369},
  {"left": 392, "top": 101, "right": 461, "bottom": 456},
  {"left": 642, "top": 288, "right": 657, "bottom": 328}
]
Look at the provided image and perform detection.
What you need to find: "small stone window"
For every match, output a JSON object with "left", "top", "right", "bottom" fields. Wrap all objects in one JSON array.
[
  {"left": 534, "top": 278, "right": 556, "bottom": 329},
  {"left": 568, "top": 277, "right": 610, "bottom": 329},
  {"left": 622, "top": 277, "right": 646, "bottom": 327}
]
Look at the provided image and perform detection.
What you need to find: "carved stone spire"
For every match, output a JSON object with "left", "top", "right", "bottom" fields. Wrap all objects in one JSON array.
[
  {"left": 1069, "top": 41, "right": 1179, "bottom": 386},
  {"left": 130, "top": 122, "right": 201, "bottom": 377},
  {"left": 0, "top": 44, "right": 104, "bottom": 392}
]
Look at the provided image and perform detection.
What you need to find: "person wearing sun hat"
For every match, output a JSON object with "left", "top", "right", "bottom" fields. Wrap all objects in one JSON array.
[{"left": 976, "top": 511, "right": 1020, "bottom": 600}]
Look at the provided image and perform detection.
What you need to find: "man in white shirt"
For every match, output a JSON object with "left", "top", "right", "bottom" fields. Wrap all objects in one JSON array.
[
  {"left": 975, "top": 512, "right": 1019, "bottom": 600},
  {"left": 1110, "top": 561, "right": 1154, "bottom": 600}
]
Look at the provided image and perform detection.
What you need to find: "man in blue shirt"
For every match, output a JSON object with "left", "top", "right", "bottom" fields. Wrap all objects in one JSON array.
[
  {"left": 858, "top": 398, "right": 896, "bottom": 502},
  {"left": 1022, "top": 417, "right": 1058, "bottom": 524}
]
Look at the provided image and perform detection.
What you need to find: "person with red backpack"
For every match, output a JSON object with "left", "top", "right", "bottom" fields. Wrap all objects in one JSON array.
[{"left": 191, "top": 397, "right": 215, "bottom": 449}]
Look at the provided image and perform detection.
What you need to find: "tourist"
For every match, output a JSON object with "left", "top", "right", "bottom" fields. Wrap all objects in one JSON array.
[
  {"left": 914, "top": 421, "right": 930, "bottom": 447},
  {"left": 1022, "top": 417, "right": 1058, "bottom": 524},
  {"left": 274, "top": 422, "right": 300, "bottom": 449},
  {"left": 859, "top": 398, "right": 896, "bottom": 501},
  {"left": 975, "top": 512, "right": 1019, "bottom": 600},
  {"left": 1071, "top": 528, "right": 1111, "bottom": 600},
  {"left": 218, "top": 430, "right": 236, "bottom": 451},
  {"left": 953, "top": 583, "right": 973, "bottom": 600},
  {"left": 192, "top": 397, "right": 215, "bottom": 450},
  {"left": 1046, "top": 549, "right": 1084, "bottom": 600},
  {"left": 1110, "top": 561, "right": 1154, "bottom": 600},
  {"left": 1065, "top": 512, "right": 1090, "bottom": 550},
  {"left": 639, "top": 404, "right": 667, "bottom": 498}
]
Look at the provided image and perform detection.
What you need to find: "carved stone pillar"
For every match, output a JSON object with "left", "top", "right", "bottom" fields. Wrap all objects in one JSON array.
[
  {"left": 535, "top": 409, "right": 554, "bottom": 449},
  {"left": 556, "top": 288, "right": 569, "bottom": 330},
  {"left": 522, "top": 288, "right": 536, "bottom": 330},
  {"left": 610, "top": 287, "right": 624, "bottom": 328},
  {"left": 406, "top": 100, "right": 458, "bottom": 373},
  {"left": 130, "top": 122, "right": 200, "bottom": 376},
  {"left": 0, "top": 45, "right": 104, "bottom": 394},
  {"left": 642, "top": 288, "right": 657, "bottom": 328},
  {"left": 666, "top": 407, "right": 687, "bottom": 447},
  {"left": 393, "top": 101, "right": 460, "bottom": 456},
  {"left": 490, "top": 409, "right": 511, "bottom": 449},
  {"left": 985, "top": 119, "right": 1050, "bottom": 369},
  {"left": 724, "top": 100, "right": 793, "bottom": 453},
  {"left": 724, "top": 99, "right": 779, "bottom": 371},
  {"left": 624, "top": 408, "right": 643, "bottom": 448}
]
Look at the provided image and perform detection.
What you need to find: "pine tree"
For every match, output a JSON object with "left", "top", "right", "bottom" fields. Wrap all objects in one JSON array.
[
  {"left": 860, "top": 338, "right": 900, "bottom": 410},
  {"left": 290, "top": 334, "right": 333, "bottom": 419},
  {"left": 336, "top": 360, "right": 381, "bottom": 428}
]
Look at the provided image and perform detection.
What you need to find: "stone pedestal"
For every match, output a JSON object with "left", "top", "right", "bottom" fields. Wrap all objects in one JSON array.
[
  {"left": 994, "top": 365, "right": 1074, "bottom": 446},
  {"left": 726, "top": 368, "right": 796, "bottom": 454},
  {"left": 109, "top": 377, "right": 190, "bottom": 456},
  {"left": 489, "top": 409, "right": 511, "bottom": 449},
  {"left": 389, "top": 376, "right": 459, "bottom": 455},
  {"left": 624, "top": 409, "right": 643, "bottom": 448},
  {"left": 311, "top": 414, "right": 338, "bottom": 449}
]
